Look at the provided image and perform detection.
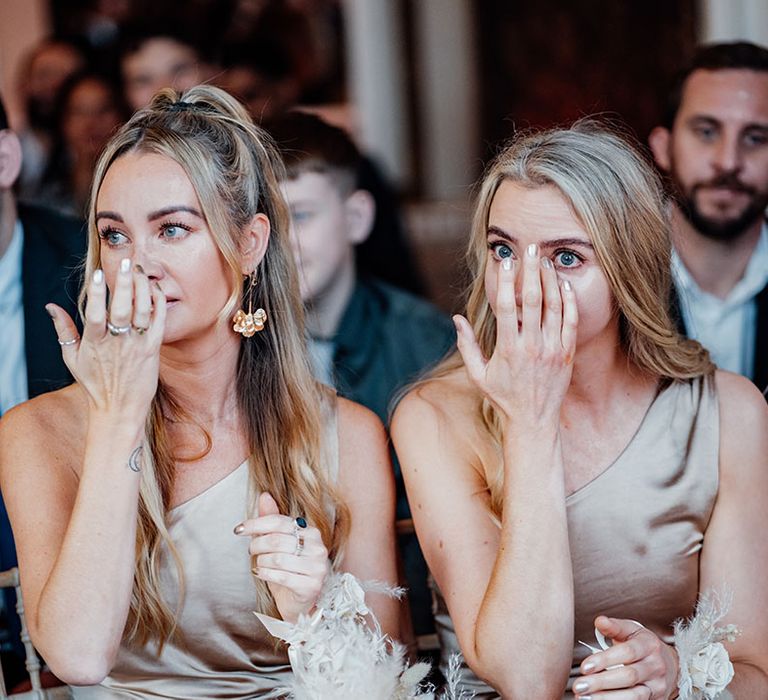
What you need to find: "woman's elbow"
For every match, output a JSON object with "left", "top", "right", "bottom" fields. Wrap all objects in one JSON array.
[{"left": 39, "top": 642, "right": 115, "bottom": 686}]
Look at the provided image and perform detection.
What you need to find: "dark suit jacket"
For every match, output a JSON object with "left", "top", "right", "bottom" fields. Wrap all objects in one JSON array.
[
  {"left": 0, "top": 204, "right": 84, "bottom": 665},
  {"left": 19, "top": 203, "right": 85, "bottom": 398},
  {"left": 671, "top": 282, "right": 768, "bottom": 396}
]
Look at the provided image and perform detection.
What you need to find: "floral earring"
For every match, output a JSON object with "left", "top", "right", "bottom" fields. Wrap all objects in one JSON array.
[{"left": 233, "top": 271, "right": 267, "bottom": 337}]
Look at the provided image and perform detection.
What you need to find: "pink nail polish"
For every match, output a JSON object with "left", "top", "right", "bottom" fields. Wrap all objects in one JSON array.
[
  {"left": 541, "top": 257, "right": 552, "bottom": 269},
  {"left": 502, "top": 257, "right": 512, "bottom": 271},
  {"left": 581, "top": 661, "right": 595, "bottom": 673},
  {"left": 563, "top": 279, "right": 572, "bottom": 292},
  {"left": 93, "top": 269, "right": 104, "bottom": 284},
  {"left": 527, "top": 243, "right": 538, "bottom": 257}
]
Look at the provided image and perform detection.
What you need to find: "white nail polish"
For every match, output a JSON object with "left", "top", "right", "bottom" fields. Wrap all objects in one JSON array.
[
  {"left": 527, "top": 243, "right": 538, "bottom": 257},
  {"left": 541, "top": 257, "right": 552, "bottom": 269},
  {"left": 563, "top": 280, "right": 572, "bottom": 291},
  {"left": 93, "top": 269, "right": 104, "bottom": 284},
  {"left": 120, "top": 258, "right": 131, "bottom": 273},
  {"left": 502, "top": 257, "right": 512, "bottom": 271}
]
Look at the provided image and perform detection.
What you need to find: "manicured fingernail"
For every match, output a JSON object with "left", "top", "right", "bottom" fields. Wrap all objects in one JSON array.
[
  {"left": 573, "top": 680, "right": 589, "bottom": 693},
  {"left": 135, "top": 263, "right": 145, "bottom": 275},
  {"left": 578, "top": 696, "right": 592, "bottom": 700},
  {"left": 251, "top": 567, "right": 261, "bottom": 576},
  {"left": 452, "top": 315, "right": 461, "bottom": 333},
  {"left": 93, "top": 269, "right": 104, "bottom": 284},
  {"left": 563, "top": 279, "right": 572, "bottom": 292},
  {"left": 502, "top": 257, "right": 512, "bottom": 270},
  {"left": 45, "top": 304, "right": 55, "bottom": 318},
  {"left": 120, "top": 258, "right": 131, "bottom": 273},
  {"left": 581, "top": 661, "right": 595, "bottom": 673},
  {"left": 541, "top": 257, "right": 552, "bottom": 269},
  {"left": 233, "top": 523, "right": 245, "bottom": 535},
  {"left": 527, "top": 243, "right": 538, "bottom": 257}
]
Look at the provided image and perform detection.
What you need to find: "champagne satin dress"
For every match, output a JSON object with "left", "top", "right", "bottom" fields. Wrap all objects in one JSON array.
[
  {"left": 73, "top": 404, "right": 339, "bottom": 699},
  {"left": 432, "top": 376, "right": 719, "bottom": 699}
]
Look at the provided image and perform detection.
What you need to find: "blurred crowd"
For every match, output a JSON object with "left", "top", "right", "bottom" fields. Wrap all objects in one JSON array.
[{"left": 11, "top": 0, "right": 346, "bottom": 219}]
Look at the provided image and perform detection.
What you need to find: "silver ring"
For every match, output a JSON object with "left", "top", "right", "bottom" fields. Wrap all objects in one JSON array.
[
  {"left": 57, "top": 337, "right": 79, "bottom": 346},
  {"left": 293, "top": 516, "right": 307, "bottom": 557},
  {"left": 107, "top": 321, "right": 131, "bottom": 336},
  {"left": 293, "top": 532, "right": 305, "bottom": 556}
]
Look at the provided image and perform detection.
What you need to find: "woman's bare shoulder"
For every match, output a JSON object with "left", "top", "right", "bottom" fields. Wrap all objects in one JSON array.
[
  {"left": 0, "top": 385, "right": 87, "bottom": 469},
  {"left": 394, "top": 367, "right": 479, "bottom": 423},
  {"left": 714, "top": 370, "right": 767, "bottom": 477}
]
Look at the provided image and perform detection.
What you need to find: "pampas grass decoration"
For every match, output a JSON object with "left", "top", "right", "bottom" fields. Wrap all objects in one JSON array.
[{"left": 255, "top": 572, "right": 475, "bottom": 700}]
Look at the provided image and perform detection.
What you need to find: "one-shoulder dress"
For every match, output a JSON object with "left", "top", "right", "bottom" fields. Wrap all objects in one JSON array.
[
  {"left": 432, "top": 376, "right": 719, "bottom": 699},
  {"left": 72, "top": 403, "right": 339, "bottom": 699}
]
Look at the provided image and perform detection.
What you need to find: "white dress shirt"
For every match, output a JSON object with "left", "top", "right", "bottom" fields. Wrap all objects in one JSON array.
[
  {"left": 0, "top": 221, "right": 28, "bottom": 416},
  {"left": 672, "top": 225, "right": 768, "bottom": 378}
]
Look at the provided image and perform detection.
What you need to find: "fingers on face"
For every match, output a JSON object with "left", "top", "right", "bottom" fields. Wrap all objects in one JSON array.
[
  {"left": 494, "top": 254, "right": 518, "bottom": 345},
  {"left": 109, "top": 257, "right": 134, "bottom": 327},
  {"left": 520, "top": 244, "right": 542, "bottom": 339},
  {"left": 83, "top": 268, "right": 107, "bottom": 340},
  {"left": 540, "top": 255, "right": 562, "bottom": 342},
  {"left": 132, "top": 267, "right": 152, "bottom": 332},
  {"left": 560, "top": 279, "right": 578, "bottom": 362}
]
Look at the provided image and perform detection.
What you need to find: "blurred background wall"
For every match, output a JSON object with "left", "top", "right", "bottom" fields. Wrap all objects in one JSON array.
[{"left": 1, "top": 0, "right": 767, "bottom": 311}]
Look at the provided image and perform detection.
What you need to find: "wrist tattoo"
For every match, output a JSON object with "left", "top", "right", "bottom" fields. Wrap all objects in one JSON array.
[{"left": 128, "top": 445, "right": 143, "bottom": 473}]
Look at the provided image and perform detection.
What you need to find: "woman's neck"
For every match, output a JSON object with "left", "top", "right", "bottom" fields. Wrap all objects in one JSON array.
[
  {"left": 158, "top": 330, "right": 242, "bottom": 425},
  {"left": 564, "top": 337, "right": 654, "bottom": 414}
]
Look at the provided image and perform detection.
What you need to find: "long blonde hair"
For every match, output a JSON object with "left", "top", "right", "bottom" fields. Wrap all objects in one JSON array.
[
  {"left": 435, "top": 120, "right": 714, "bottom": 516},
  {"left": 82, "top": 85, "right": 348, "bottom": 645}
]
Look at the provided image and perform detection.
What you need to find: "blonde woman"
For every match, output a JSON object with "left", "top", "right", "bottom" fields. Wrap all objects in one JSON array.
[
  {"left": 392, "top": 122, "right": 768, "bottom": 699},
  {"left": 0, "top": 86, "right": 398, "bottom": 695}
]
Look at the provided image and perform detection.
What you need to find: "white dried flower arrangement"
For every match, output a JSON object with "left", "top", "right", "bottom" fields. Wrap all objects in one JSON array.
[{"left": 255, "top": 572, "right": 475, "bottom": 700}]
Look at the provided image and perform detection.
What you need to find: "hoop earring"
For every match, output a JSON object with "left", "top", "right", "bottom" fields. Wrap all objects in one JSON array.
[{"left": 233, "top": 272, "right": 267, "bottom": 337}]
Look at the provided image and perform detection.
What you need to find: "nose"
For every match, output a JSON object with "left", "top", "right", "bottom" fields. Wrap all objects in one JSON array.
[
  {"left": 132, "top": 243, "right": 164, "bottom": 282},
  {"left": 711, "top": 131, "right": 742, "bottom": 174}
]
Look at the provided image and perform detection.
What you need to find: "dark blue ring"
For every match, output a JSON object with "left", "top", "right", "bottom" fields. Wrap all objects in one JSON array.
[{"left": 295, "top": 516, "right": 308, "bottom": 529}]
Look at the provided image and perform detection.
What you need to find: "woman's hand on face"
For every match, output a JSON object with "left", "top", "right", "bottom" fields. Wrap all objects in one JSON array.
[
  {"left": 47, "top": 258, "right": 166, "bottom": 422},
  {"left": 574, "top": 616, "right": 680, "bottom": 700},
  {"left": 454, "top": 243, "right": 578, "bottom": 424},
  {"left": 237, "top": 492, "right": 330, "bottom": 624}
]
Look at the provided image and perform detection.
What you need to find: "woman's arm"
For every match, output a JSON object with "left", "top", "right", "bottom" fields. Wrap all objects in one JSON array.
[
  {"left": 335, "top": 398, "right": 399, "bottom": 640},
  {"left": 700, "top": 371, "right": 768, "bottom": 696},
  {"left": 0, "top": 264, "right": 164, "bottom": 684},
  {"left": 393, "top": 250, "right": 578, "bottom": 698}
]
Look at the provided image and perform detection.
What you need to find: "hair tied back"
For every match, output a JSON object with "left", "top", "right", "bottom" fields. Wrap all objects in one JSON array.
[{"left": 167, "top": 100, "right": 209, "bottom": 114}]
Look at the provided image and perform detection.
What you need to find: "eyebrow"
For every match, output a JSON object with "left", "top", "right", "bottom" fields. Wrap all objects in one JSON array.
[
  {"left": 687, "top": 115, "right": 768, "bottom": 132},
  {"left": 95, "top": 206, "right": 204, "bottom": 224},
  {"left": 487, "top": 225, "right": 594, "bottom": 249}
]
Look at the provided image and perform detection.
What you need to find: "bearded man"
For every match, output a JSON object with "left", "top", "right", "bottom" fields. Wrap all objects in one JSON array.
[{"left": 650, "top": 42, "right": 768, "bottom": 393}]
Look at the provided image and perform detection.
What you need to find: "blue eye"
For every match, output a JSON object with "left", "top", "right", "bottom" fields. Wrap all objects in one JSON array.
[
  {"left": 160, "top": 222, "right": 191, "bottom": 240},
  {"left": 99, "top": 228, "right": 128, "bottom": 247},
  {"left": 292, "top": 210, "right": 312, "bottom": 223},
  {"left": 554, "top": 250, "right": 581, "bottom": 268},
  {"left": 490, "top": 242, "right": 513, "bottom": 260}
]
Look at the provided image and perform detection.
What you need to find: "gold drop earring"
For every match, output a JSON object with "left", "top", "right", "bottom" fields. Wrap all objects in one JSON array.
[{"left": 233, "top": 271, "right": 267, "bottom": 337}]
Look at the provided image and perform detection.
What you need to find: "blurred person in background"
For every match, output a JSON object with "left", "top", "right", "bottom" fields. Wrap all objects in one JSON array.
[
  {"left": 0, "top": 92, "right": 83, "bottom": 688},
  {"left": 15, "top": 38, "right": 87, "bottom": 199},
  {"left": 119, "top": 30, "right": 204, "bottom": 112},
  {"left": 649, "top": 41, "right": 768, "bottom": 395},
  {"left": 31, "top": 73, "right": 127, "bottom": 218},
  {"left": 269, "top": 111, "right": 455, "bottom": 648}
]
